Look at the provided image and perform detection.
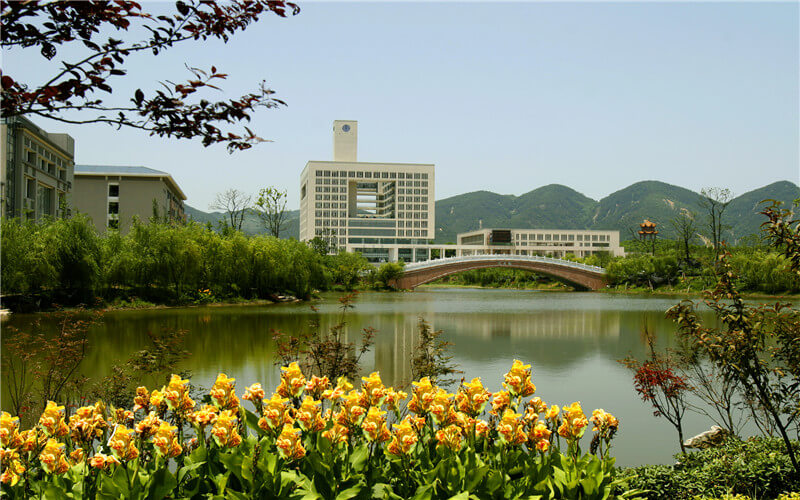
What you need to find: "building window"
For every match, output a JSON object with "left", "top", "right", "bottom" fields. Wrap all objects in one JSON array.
[
  {"left": 108, "top": 219, "right": 119, "bottom": 230},
  {"left": 108, "top": 202, "right": 119, "bottom": 215},
  {"left": 26, "top": 178, "right": 36, "bottom": 198},
  {"left": 108, "top": 184, "right": 119, "bottom": 197}
]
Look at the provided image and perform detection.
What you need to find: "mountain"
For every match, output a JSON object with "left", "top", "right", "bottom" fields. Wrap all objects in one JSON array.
[
  {"left": 185, "top": 205, "right": 300, "bottom": 239},
  {"left": 726, "top": 181, "right": 800, "bottom": 243}
]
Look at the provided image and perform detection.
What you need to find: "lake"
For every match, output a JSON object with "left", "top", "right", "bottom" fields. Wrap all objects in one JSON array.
[{"left": 3, "top": 288, "right": 732, "bottom": 466}]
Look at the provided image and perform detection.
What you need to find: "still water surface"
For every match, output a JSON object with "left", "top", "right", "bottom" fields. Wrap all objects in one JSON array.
[{"left": 4, "top": 289, "right": 732, "bottom": 466}]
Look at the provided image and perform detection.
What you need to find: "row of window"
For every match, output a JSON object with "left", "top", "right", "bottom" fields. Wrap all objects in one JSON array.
[
  {"left": 313, "top": 218, "right": 429, "bottom": 229},
  {"left": 315, "top": 170, "right": 428, "bottom": 180},
  {"left": 23, "top": 136, "right": 69, "bottom": 168},
  {"left": 514, "top": 233, "right": 612, "bottom": 242},
  {"left": 315, "top": 186, "right": 428, "bottom": 196}
]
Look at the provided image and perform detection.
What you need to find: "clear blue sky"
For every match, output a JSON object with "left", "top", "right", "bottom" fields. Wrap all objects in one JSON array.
[{"left": 5, "top": 1, "right": 799, "bottom": 210}]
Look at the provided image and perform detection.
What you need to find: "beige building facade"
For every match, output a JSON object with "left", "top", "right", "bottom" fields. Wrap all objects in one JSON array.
[
  {"left": 455, "top": 228, "right": 624, "bottom": 258},
  {"left": 73, "top": 165, "right": 186, "bottom": 234},
  {"left": 300, "top": 120, "right": 435, "bottom": 262},
  {"left": 1, "top": 116, "right": 74, "bottom": 220}
]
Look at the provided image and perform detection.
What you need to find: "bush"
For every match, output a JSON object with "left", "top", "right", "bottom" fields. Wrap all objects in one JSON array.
[{"left": 619, "top": 437, "right": 800, "bottom": 500}]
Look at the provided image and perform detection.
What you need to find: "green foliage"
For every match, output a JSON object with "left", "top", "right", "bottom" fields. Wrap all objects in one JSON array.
[
  {"left": 374, "top": 261, "right": 405, "bottom": 289},
  {"left": 619, "top": 437, "right": 800, "bottom": 500}
]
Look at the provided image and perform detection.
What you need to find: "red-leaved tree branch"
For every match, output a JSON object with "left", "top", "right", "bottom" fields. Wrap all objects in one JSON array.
[{"left": 1, "top": 0, "right": 299, "bottom": 152}]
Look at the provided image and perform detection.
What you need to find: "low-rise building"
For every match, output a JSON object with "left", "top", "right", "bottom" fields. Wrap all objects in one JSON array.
[
  {"left": 1, "top": 116, "right": 75, "bottom": 220},
  {"left": 73, "top": 165, "right": 186, "bottom": 233},
  {"left": 455, "top": 228, "right": 624, "bottom": 258}
]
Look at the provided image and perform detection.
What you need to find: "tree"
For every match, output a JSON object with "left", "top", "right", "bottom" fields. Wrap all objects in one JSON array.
[
  {"left": 1, "top": 0, "right": 299, "bottom": 152},
  {"left": 210, "top": 188, "right": 250, "bottom": 231},
  {"left": 699, "top": 187, "right": 733, "bottom": 257},
  {"left": 670, "top": 208, "right": 697, "bottom": 262},
  {"left": 253, "top": 186, "right": 288, "bottom": 237}
]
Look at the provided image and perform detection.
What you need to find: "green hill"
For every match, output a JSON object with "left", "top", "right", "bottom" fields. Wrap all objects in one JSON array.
[
  {"left": 726, "top": 181, "right": 800, "bottom": 242},
  {"left": 184, "top": 205, "right": 300, "bottom": 239}
]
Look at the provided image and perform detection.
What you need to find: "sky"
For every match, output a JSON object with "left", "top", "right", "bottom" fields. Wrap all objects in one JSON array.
[{"left": 4, "top": 1, "right": 799, "bottom": 211}]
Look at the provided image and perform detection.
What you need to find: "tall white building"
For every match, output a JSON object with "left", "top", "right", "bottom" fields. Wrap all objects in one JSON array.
[{"left": 299, "top": 121, "right": 435, "bottom": 262}]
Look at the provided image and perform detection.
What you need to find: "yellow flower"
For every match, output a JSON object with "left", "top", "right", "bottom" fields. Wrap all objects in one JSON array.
[
  {"left": 305, "top": 375, "right": 330, "bottom": 399},
  {"left": 276, "top": 423, "right": 306, "bottom": 461},
  {"left": 18, "top": 429, "right": 41, "bottom": 453},
  {"left": 528, "top": 397, "right": 548, "bottom": 414},
  {"left": 455, "top": 378, "right": 492, "bottom": 416},
  {"left": 435, "top": 424, "right": 463, "bottom": 452},
  {"left": 259, "top": 393, "right": 293, "bottom": 431},
  {"left": 210, "top": 373, "right": 240, "bottom": 411},
  {"left": 490, "top": 390, "right": 511, "bottom": 416},
  {"left": 535, "top": 438, "right": 550, "bottom": 452},
  {"left": 39, "top": 438, "right": 70, "bottom": 474},
  {"left": 321, "top": 423, "right": 349, "bottom": 446},
  {"left": 590, "top": 409, "right": 619, "bottom": 435},
  {"left": 39, "top": 401, "right": 68, "bottom": 437},
  {"left": 69, "top": 447, "right": 85, "bottom": 464},
  {"left": 361, "top": 372, "right": 387, "bottom": 407},
  {"left": 503, "top": 360, "right": 536, "bottom": 397},
  {"left": 152, "top": 421, "right": 183, "bottom": 457},
  {"left": 558, "top": 402, "right": 588, "bottom": 440},
  {"left": 189, "top": 404, "right": 219, "bottom": 429},
  {"left": 546, "top": 404, "right": 560, "bottom": 421},
  {"left": 408, "top": 377, "right": 437, "bottom": 415},
  {"left": 133, "top": 411, "right": 161, "bottom": 440},
  {"left": 89, "top": 453, "right": 120, "bottom": 470},
  {"left": 211, "top": 410, "right": 242, "bottom": 448},
  {"left": 277, "top": 362, "right": 306, "bottom": 399},
  {"left": 336, "top": 390, "right": 367, "bottom": 427},
  {"left": 474, "top": 419, "right": 490, "bottom": 438},
  {"left": 242, "top": 383, "right": 266, "bottom": 407},
  {"left": 321, "top": 376, "right": 352, "bottom": 401},
  {"left": 530, "top": 422, "right": 551, "bottom": 441},
  {"left": 360, "top": 407, "right": 391, "bottom": 443},
  {"left": 384, "top": 388, "right": 408, "bottom": 412},
  {"left": 69, "top": 405, "right": 107, "bottom": 443},
  {"left": 164, "top": 374, "right": 195, "bottom": 415},
  {"left": 1, "top": 412, "right": 22, "bottom": 448},
  {"left": 295, "top": 397, "right": 325, "bottom": 432},
  {"left": 497, "top": 409, "right": 527, "bottom": 446},
  {"left": 386, "top": 415, "right": 419, "bottom": 456},
  {"left": 133, "top": 386, "right": 150, "bottom": 412},
  {"left": 429, "top": 389, "right": 456, "bottom": 426},
  {"left": 149, "top": 389, "right": 165, "bottom": 409},
  {"left": 108, "top": 425, "right": 139, "bottom": 461},
  {"left": 0, "top": 449, "right": 25, "bottom": 486}
]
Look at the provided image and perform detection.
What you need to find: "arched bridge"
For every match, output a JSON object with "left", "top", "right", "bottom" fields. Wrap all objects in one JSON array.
[{"left": 390, "top": 255, "right": 607, "bottom": 291}]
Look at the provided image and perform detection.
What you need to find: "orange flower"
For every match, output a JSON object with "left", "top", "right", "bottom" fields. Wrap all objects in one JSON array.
[
  {"left": 490, "top": 390, "right": 511, "bottom": 416},
  {"left": 69, "top": 447, "right": 85, "bottom": 464},
  {"left": 430, "top": 389, "right": 456, "bottom": 426},
  {"left": 546, "top": 404, "right": 560, "bottom": 421},
  {"left": 305, "top": 375, "right": 330, "bottom": 399},
  {"left": 89, "top": 453, "right": 120, "bottom": 470},
  {"left": 530, "top": 422, "right": 551, "bottom": 441},
  {"left": 163, "top": 374, "right": 195, "bottom": 415},
  {"left": 321, "top": 376, "right": 352, "bottom": 401},
  {"left": 108, "top": 425, "right": 139, "bottom": 461},
  {"left": 211, "top": 410, "right": 242, "bottom": 448},
  {"left": 276, "top": 362, "right": 306, "bottom": 399},
  {"left": 189, "top": 404, "right": 219, "bottom": 429},
  {"left": 361, "top": 372, "right": 387, "bottom": 407},
  {"left": 536, "top": 438, "right": 550, "bottom": 452},
  {"left": 276, "top": 424, "right": 306, "bottom": 461},
  {"left": 557, "top": 402, "right": 588, "bottom": 440},
  {"left": 259, "top": 394, "right": 293, "bottom": 432},
  {"left": 455, "top": 378, "right": 492, "bottom": 416},
  {"left": 590, "top": 409, "right": 619, "bottom": 436},
  {"left": 39, "top": 439, "right": 70, "bottom": 474},
  {"left": 321, "top": 423, "right": 349, "bottom": 446},
  {"left": 133, "top": 386, "right": 150, "bottom": 412},
  {"left": 408, "top": 377, "right": 437, "bottom": 415},
  {"left": 435, "top": 424, "right": 463, "bottom": 452},
  {"left": 384, "top": 388, "right": 408, "bottom": 412},
  {"left": 134, "top": 411, "right": 161, "bottom": 439},
  {"left": 497, "top": 409, "right": 527, "bottom": 446},
  {"left": 295, "top": 397, "right": 325, "bottom": 432},
  {"left": 152, "top": 421, "right": 183, "bottom": 457},
  {"left": 1, "top": 412, "right": 22, "bottom": 448},
  {"left": 242, "top": 383, "right": 266, "bottom": 407},
  {"left": 210, "top": 373, "right": 240, "bottom": 411},
  {"left": 39, "top": 401, "right": 68, "bottom": 437},
  {"left": 0, "top": 451, "right": 25, "bottom": 486},
  {"left": 360, "top": 407, "right": 391, "bottom": 443},
  {"left": 386, "top": 415, "right": 419, "bottom": 456},
  {"left": 503, "top": 360, "right": 536, "bottom": 397},
  {"left": 336, "top": 390, "right": 367, "bottom": 427}
]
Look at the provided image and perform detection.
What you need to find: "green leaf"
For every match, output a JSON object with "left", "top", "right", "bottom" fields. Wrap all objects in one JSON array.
[
  {"left": 372, "top": 483, "right": 404, "bottom": 500},
  {"left": 147, "top": 467, "right": 177, "bottom": 500},
  {"left": 466, "top": 465, "right": 489, "bottom": 491},
  {"left": 447, "top": 492, "right": 469, "bottom": 500},
  {"left": 336, "top": 484, "right": 364, "bottom": 500},
  {"left": 485, "top": 470, "right": 503, "bottom": 493},
  {"left": 178, "top": 461, "right": 205, "bottom": 484},
  {"left": 350, "top": 444, "right": 369, "bottom": 472},
  {"left": 410, "top": 483, "right": 434, "bottom": 500}
]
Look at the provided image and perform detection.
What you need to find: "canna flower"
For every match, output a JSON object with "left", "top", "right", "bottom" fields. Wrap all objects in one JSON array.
[
  {"left": 384, "top": 388, "right": 408, "bottom": 412},
  {"left": 530, "top": 422, "right": 551, "bottom": 441},
  {"left": 295, "top": 397, "right": 325, "bottom": 432},
  {"left": 0, "top": 452, "right": 25, "bottom": 486},
  {"left": 39, "top": 401, "right": 69, "bottom": 437},
  {"left": 455, "top": 378, "right": 492, "bottom": 416},
  {"left": 1, "top": 412, "right": 22, "bottom": 448},
  {"left": 211, "top": 410, "right": 242, "bottom": 448},
  {"left": 210, "top": 373, "right": 240, "bottom": 411},
  {"left": 108, "top": 425, "right": 139, "bottom": 461},
  {"left": 408, "top": 377, "right": 437, "bottom": 415},
  {"left": 18, "top": 429, "right": 41, "bottom": 453},
  {"left": 386, "top": 415, "right": 419, "bottom": 456},
  {"left": 321, "top": 423, "right": 349, "bottom": 446},
  {"left": 152, "top": 421, "right": 183, "bottom": 457},
  {"left": 149, "top": 389, "right": 165, "bottom": 410},
  {"left": 497, "top": 409, "right": 527, "bottom": 446},
  {"left": 322, "top": 377, "right": 353, "bottom": 401},
  {"left": 70, "top": 447, "right": 85, "bottom": 464},
  {"left": 590, "top": 409, "right": 619, "bottom": 436},
  {"left": 503, "top": 360, "right": 536, "bottom": 397},
  {"left": 242, "top": 383, "right": 266, "bottom": 408},
  {"left": 276, "top": 362, "right": 306, "bottom": 399},
  {"left": 558, "top": 402, "right": 589, "bottom": 440},
  {"left": 435, "top": 424, "right": 464, "bottom": 452},
  {"left": 546, "top": 404, "right": 560, "bottom": 421},
  {"left": 276, "top": 424, "right": 306, "bottom": 461},
  {"left": 109, "top": 408, "right": 134, "bottom": 426},
  {"left": 429, "top": 389, "right": 456, "bottom": 426},
  {"left": 536, "top": 438, "right": 550, "bottom": 452},
  {"left": 528, "top": 397, "right": 548, "bottom": 414},
  {"left": 361, "top": 407, "right": 391, "bottom": 443},
  {"left": 134, "top": 411, "right": 162, "bottom": 440},
  {"left": 189, "top": 404, "right": 219, "bottom": 429},
  {"left": 133, "top": 387, "right": 150, "bottom": 412},
  {"left": 361, "top": 372, "right": 387, "bottom": 407},
  {"left": 69, "top": 402, "right": 108, "bottom": 442},
  {"left": 259, "top": 394, "right": 293, "bottom": 432},
  {"left": 89, "top": 453, "right": 121, "bottom": 470},
  {"left": 336, "top": 390, "right": 367, "bottom": 427},
  {"left": 491, "top": 390, "right": 511, "bottom": 416},
  {"left": 305, "top": 375, "right": 330, "bottom": 399},
  {"left": 163, "top": 374, "right": 195, "bottom": 415},
  {"left": 39, "top": 439, "right": 70, "bottom": 474},
  {"left": 474, "top": 419, "right": 490, "bottom": 438}
]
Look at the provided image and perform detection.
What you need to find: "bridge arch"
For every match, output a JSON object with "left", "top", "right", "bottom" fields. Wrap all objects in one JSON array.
[{"left": 390, "top": 255, "right": 607, "bottom": 291}]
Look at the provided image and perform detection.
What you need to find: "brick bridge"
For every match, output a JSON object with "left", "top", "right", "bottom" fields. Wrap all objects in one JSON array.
[{"left": 389, "top": 255, "right": 607, "bottom": 291}]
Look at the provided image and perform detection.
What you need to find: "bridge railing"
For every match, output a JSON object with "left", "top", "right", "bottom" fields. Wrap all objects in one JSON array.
[{"left": 402, "top": 254, "right": 605, "bottom": 274}]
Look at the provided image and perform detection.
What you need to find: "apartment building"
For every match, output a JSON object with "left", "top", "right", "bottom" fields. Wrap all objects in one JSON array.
[
  {"left": 299, "top": 120, "right": 435, "bottom": 262},
  {"left": 1, "top": 116, "right": 75, "bottom": 220},
  {"left": 73, "top": 165, "right": 186, "bottom": 233},
  {"left": 456, "top": 228, "right": 625, "bottom": 258}
]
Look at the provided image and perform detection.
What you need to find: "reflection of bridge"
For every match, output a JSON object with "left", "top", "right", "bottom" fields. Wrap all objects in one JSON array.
[{"left": 390, "top": 255, "right": 607, "bottom": 291}]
